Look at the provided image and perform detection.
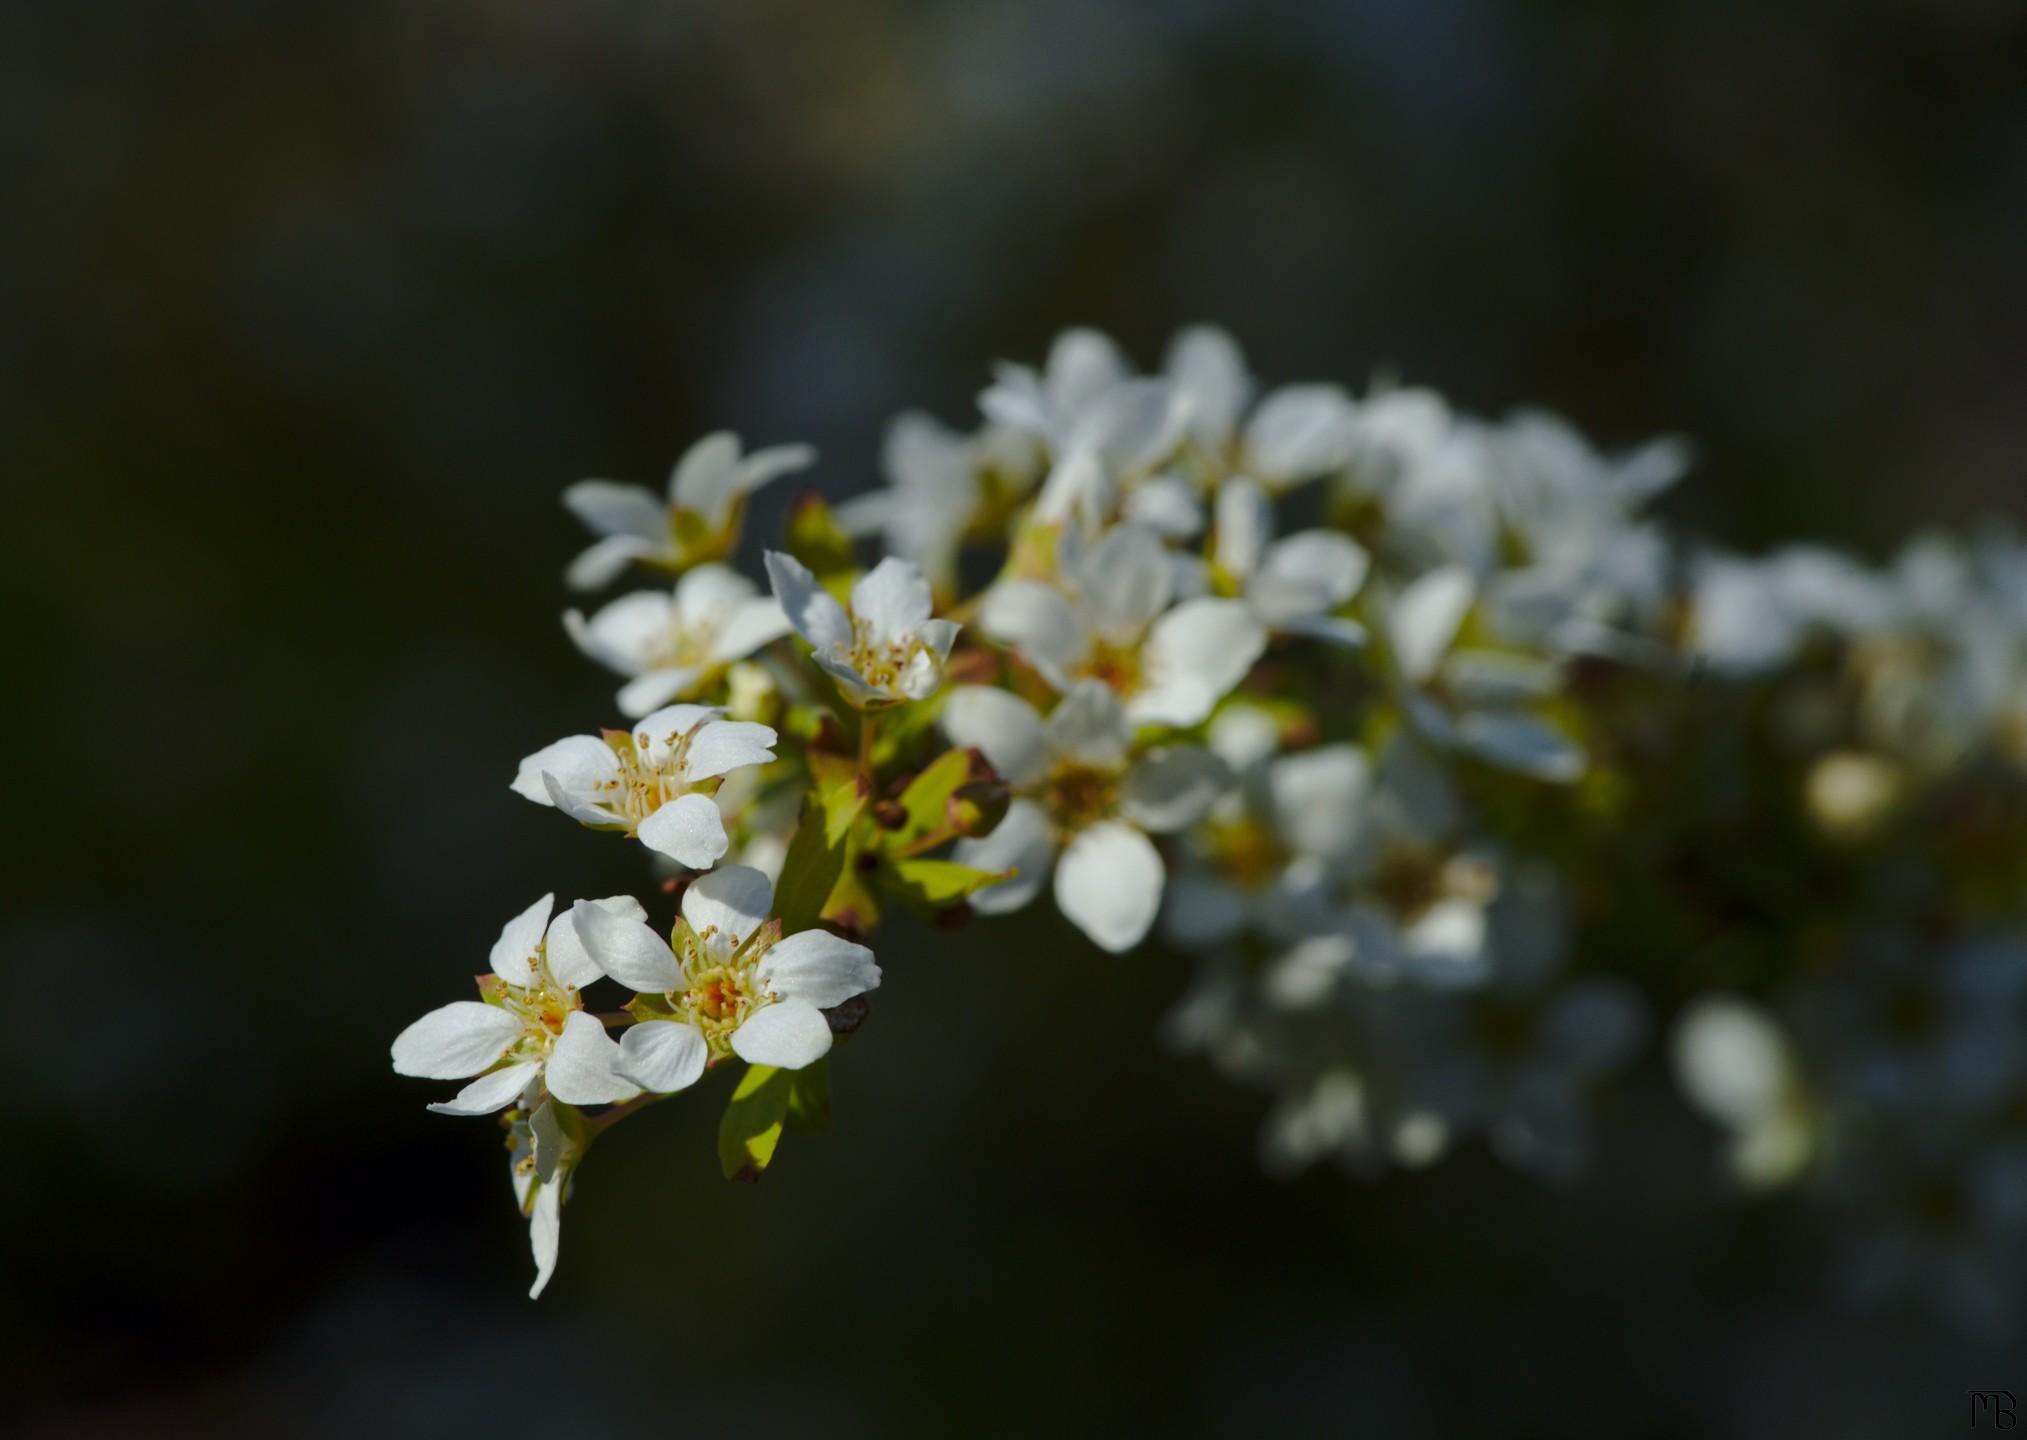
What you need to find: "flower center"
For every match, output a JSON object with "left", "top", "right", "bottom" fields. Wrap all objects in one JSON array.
[
  {"left": 1044, "top": 763, "right": 1119, "bottom": 834},
  {"left": 1205, "top": 816, "right": 1282, "bottom": 891},
  {"left": 660, "top": 924, "right": 783, "bottom": 1057},
  {"left": 483, "top": 950, "right": 581, "bottom": 1060},
  {"left": 846, "top": 615, "right": 931, "bottom": 693},
  {"left": 1078, "top": 637, "right": 1143, "bottom": 697},
  {"left": 593, "top": 727, "right": 702, "bottom": 830}
]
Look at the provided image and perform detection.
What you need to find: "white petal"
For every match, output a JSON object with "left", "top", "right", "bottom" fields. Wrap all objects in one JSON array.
[
  {"left": 1165, "top": 324, "right": 1250, "bottom": 444},
  {"left": 543, "top": 895, "right": 646, "bottom": 990},
  {"left": 1043, "top": 679, "right": 1132, "bottom": 769},
  {"left": 1076, "top": 524, "right": 1172, "bottom": 642},
  {"left": 1131, "top": 599, "right": 1267, "bottom": 727},
  {"left": 1072, "top": 378, "right": 1187, "bottom": 473},
  {"left": 672, "top": 561, "right": 758, "bottom": 619},
  {"left": 1390, "top": 566, "right": 1475, "bottom": 684},
  {"left": 1121, "top": 474, "right": 1204, "bottom": 539},
  {"left": 1213, "top": 476, "right": 1272, "bottom": 579},
  {"left": 1266, "top": 746, "right": 1370, "bottom": 860},
  {"left": 710, "top": 597, "right": 794, "bottom": 663},
  {"left": 851, "top": 557, "right": 933, "bottom": 646},
  {"left": 730, "top": 999, "right": 835, "bottom": 1069},
  {"left": 941, "top": 686, "right": 1048, "bottom": 787},
  {"left": 758, "top": 929, "right": 882, "bottom": 1008},
  {"left": 1160, "top": 873, "right": 1252, "bottom": 947},
  {"left": 764, "top": 550, "right": 853, "bottom": 652},
  {"left": 512, "top": 736, "right": 618, "bottom": 807},
  {"left": 427, "top": 1061, "right": 540, "bottom": 1116},
  {"left": 1045, "top": 327, "right": 1129, "bottom": 419},
  {"left": 526, "top": 1174, "right": 562, "bottom": 1299},
  {"left": 954, "top": 799, "right": 1056, "bottom": 915},
  {"left": 1453, "top": 712, "right": 1585, "bottom": 782},
  {"left": 631, "top": 703, "right": 719, "bottom": 766},
  {"left": 978, "top": 581, "right": 1090, "bottom": 689},
  {"left": 683, "top": 720, "right": 778, "bottom": 782},
  {"left": 489, "top": 893, "right": 555, "bottom": 986},
  {"left": 545, "top": 1011, "right": 640, "bottom": 1106},
  {"left": 814, "top": 649, "right": 889, "bottom": 708},
  {"left": 392, "top": 1002, "right": 523, "bottom": 1080},
  {"left": 541, "top": 770, "right": 622, "bottom": 828},
  {"left": 616, "top": 669, "right": 697, "bottom": 719},
  {"left": 736, "top": 442, "right": 817, "bottom": 496},
  {"left": 566, "top": 590, "right": 672, "bottom": 673},
  {"left": 1252, "top": 531, "right": 1370, "bottom": 624},
  {"left": 1054, "top": 821, "right": 1165, "bottom": 954},
  {"left": 1243, "top": 384, "right": 1356, "bottom": 484},
  {"left": 565, "top": 534, "right": 660, "bottom": 592},
  {"left": 561, "top": 480, "right": 664, "bottom": 541},
  {"left": 1119, "top": 746, "right": 1232, "bottom": 833},
  {"left": 570, "top": 900, "right": 683, "bottom": 992},
  {"left": 668, "top": 431, "right": 742, "bottom": 523},
  {"left": 616, "top": 1019, "right": 710, "bottom": 1094},
  {"left": 638, "top": 792, "right": 730, "bottom": 868},
  {"left": 1033, "top": 448, "right": 1114, "bottom": 527},
  {"left": 1280, "top": 614, "right": 1369, "bottom": 648},
  {"left": 681, "top": 864, "right": 775, "bottom": 947}
]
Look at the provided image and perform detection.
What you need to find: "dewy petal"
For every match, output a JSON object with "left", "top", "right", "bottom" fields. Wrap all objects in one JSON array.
[
  {"left": 562, "top": 480, "right": 665, "bottom": 541},
  {"left": 668, "top": 431, "right": 742, "bottom": 523},
  {"left": 681, "top": 864, "right": 774, "bottom": 947},
  {"left": 1131, "top": 599, "right": 1267, "bottom": 728},
  {"left": 710, "top": 597, "right": 795, "bottom": 664},
  {"left": 954, "top": 798, "right": 1055, "bottom": 915},
  {"left": 731, "top": 999, "right": 835, "bottom": 1069},
  {"left": 978, "top": 581, "right": 1091, "bottom": 689},
  {"left": 571, "top": 900, "right": 684, "bottom": 992},
  {"left": 489, "top": 893, "right": 555, "bottom": 986},
  {"left": 544, "top": 895, "right": 647, "bottom": 990},
  {"left": 757, "top": 929, "right": 881, "bottom": 1009},
  {"left": 683, "top": 720, "right": 779, "bottom": 782},
  {"left": 512, "top": 736, "right": 620, "bottom": 807},
  {"left": 616, "top": 1019, "right": 710, "bottom": 1094},
  {"left": 392, "top": 1002, "right": 524, "bottom": 1079},
  {"left": 565, "top": 534, "right": 661, "bottom": 592},
  {"left": 638, "top": 792, "right": 730, "bottom": 868},
  {"left": 1251, "top": 531, "right": 1370, "bottom": 624},
  {"left": 941, "top": 686, "right": 1048, "bottom": 787},
  {"left": 1043, "top": 679, "right": 1133, "bottom": 770},
  {"left": 851, "top": 557, "right": 934, "bottom": 646},
  {"left": 1213, "top": 476, "right": 1272, "bottom": 580},
  {"left": 427, "top": 1061, "right": 541, "bottom": 1117},
  {"left": 545, "top": 1012, "right": 640, "bottom": 1106},
  {"left": 1078, "top": 524, "right": 1172, "bottom": 642},
  {"left": 1119, "top": 746, "right": 1232, "bottom": 834},
  {"left": 1054, "top": 820, "right": 1165, "bottom": 954},
  {"left": 1389, "top": 566, "right": 1475, "bottom": 685},
  {"left": 764, "top": 550, "right": 854, "bottom": 652}
]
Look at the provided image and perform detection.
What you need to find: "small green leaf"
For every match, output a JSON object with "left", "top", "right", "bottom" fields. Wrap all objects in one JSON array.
[
  {"left": 823, "top": 774, "right": 869, "bottom": 848},
  {"left": 786, "top": 1058, "right": 832, "bottom": 1134},
  {"left": 717, "top": 1064, "right": 793, "bottom": 1181},
  {"left": 775, "top": 780, "right": 867, "bottom": 935},
  {"left": 884, "top": 856, "right": 1012, "bottom": 907}
]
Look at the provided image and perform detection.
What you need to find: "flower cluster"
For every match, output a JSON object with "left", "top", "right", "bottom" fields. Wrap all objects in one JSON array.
[{"left": 396, "top": 329, "right": 2027, "bottom": 1326}]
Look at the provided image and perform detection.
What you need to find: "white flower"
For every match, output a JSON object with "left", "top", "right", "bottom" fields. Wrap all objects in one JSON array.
[
  {"left": 564, "top": 564, "right": 794, "bottom": 718},
  {"left": 507, "top": 1094, "right": 580, "bottom": 1298},
  {"left": 1163, "top": 326, "right": 1361, "bottom": 492},
  {"left": 1211, "top": 475, "right": 1370, "bottom": 644},
  {"left": 513, "top": 705, "right": 778, "bottom": 869},
  {"left": 570, "top": 866, "right": 880, "bottom": 1086},
  {"left": 832, "top": 411, "right": 1043, "bottom": 597},
  {"left": 943, "top": 679, "right": 1230, "bottom": 952},
  {"left": 1386, "top": 565, "right": 1585, "bottom": 782},
  {"left": 391, "top": 894, "right": 641, "bottom": 1115},
  {"left": 763, "top": 552, "right": 960, "bottom": 710},
  {"left": 562, "top": 432, "right": 815, "bottom": 590},
  {"left": 980, "top": 523, "right": 1267, "bottom": 728},
  {"left": 980, "top": 327, "right": 1189, "bottom": 478}
]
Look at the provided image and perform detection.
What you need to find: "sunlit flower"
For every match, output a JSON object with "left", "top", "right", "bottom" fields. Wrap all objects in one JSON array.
[
  {"left": 765, "top": 552, "right": 961, "bottom": 710},
  {"left": 564, "top": 563, "right": 793, "bottom": 718},
  {"left": 571, "top": 866, "right": 880, "bottom": 1084},
  {"left": 391, "top": 894, "right": 641, "bottom": 1114},
  {"left": 513, "top": 705, "right": 778, "bottom": 868},
  {"left": 563, "top": 432, "right": 815, "bottom": 590},
  {"left": 944, "top": 679, "right": 1230, "bottom": 952}
]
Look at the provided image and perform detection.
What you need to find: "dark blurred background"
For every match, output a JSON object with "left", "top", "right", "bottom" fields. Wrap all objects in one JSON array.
[{"left": 5, "top": 2, "right": 2025, "bottom": 1435}]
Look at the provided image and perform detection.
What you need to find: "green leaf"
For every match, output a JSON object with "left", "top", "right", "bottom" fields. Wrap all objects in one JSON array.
[
  {"left": 883, "top": 856, "right": 1012, "bottom": 907},
  {"left": 775, "top": 779, "right": 867, "bottom": 935},
  {"left": 890, "top": 747, "right": 980, "bottom": 841},
  {"left": 785, "top": 1058, "right": 832, "bottom": 1134},
  {"left": 717, "top": 1064, "right": 793, "bottom": 1182}
]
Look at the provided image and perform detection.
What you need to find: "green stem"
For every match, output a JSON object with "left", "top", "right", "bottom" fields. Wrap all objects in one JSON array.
[
  {"left": 587, "top": 1091, "right": 668, "bottom": 1135},
  {"left": 858, "top": 708, "right": 880, "bottom": 780},
  {"left": 888, "top": 825, "right": 960, "bottom": 861}
]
